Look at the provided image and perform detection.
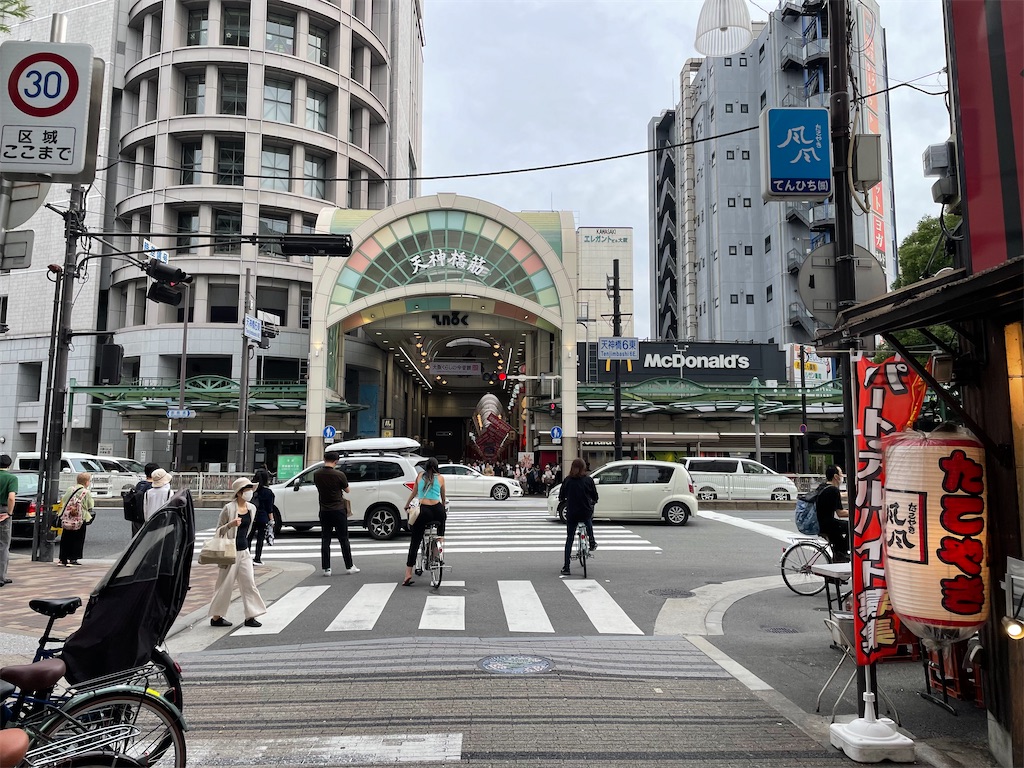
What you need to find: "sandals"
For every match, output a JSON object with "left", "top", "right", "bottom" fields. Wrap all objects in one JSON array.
[{"left": 402, "top": 578, "right": 415, "bottom": 586}]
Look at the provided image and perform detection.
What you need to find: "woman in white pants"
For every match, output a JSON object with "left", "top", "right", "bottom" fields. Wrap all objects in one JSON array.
[{"left": 209, "top": 477, "right": 267, "bottom": 628}]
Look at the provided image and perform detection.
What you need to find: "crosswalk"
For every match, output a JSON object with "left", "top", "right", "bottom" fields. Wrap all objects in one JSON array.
[
  {"left": 228, "top": 578, "right": 646, "bottom": 637},
  {"left": 194, "top": 508, "right": 662, "bottom": 560}
]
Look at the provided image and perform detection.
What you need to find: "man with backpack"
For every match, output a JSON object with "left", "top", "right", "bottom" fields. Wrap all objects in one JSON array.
[
  {"left": 122, "top": 462, "right": 159, "bottom": 536},
  {"left": 815, "top": 465, "right": 849, "bottom": 563}
]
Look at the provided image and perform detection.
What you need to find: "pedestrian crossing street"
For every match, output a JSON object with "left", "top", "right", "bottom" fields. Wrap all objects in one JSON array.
[
  {"left": 194, "top": 508, "right": 662, "bottom": 560},
  {"left": 229, "top": 578, "right": 646, "bottom": 637}
]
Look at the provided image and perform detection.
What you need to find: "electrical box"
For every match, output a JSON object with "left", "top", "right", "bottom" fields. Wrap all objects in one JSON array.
[
  {"left": 923, "top": 140, "right": 954, "bottom": 177},
  {"left": 852, "top": 134, "right": 882, "bottom": 192}
]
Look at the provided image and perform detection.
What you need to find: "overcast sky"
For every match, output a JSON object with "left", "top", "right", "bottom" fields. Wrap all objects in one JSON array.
[{"left": 419, "top": 0, "right": 950, "bottom": 336}]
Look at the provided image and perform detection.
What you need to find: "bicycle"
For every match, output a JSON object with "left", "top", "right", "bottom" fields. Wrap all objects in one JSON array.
[
  {"left": 1, "top": 656, "right": 187, "bottom": 767},
  {"left": 573, "top": 521, "right": 590, "bottom": 578},
  {"left": 26, "top": 596, "right": 184, "bottom": 713},
  {"left": 413, "top": 523, "right": 445, "bottom": 588},
  {"left": 779, "top": 535, "right": 835, "bottom": 595}
]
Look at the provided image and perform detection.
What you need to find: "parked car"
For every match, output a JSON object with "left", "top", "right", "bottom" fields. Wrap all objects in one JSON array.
[
  {"left": 271, "top": 442, "right": 421, "bottom": 540},
  {"left": 12, "top": 452, "right": 114, "bottom": 498},
  {"left": 546, "top": 460, "right": 697, "bottom": 526},
  {"left": 679, "top": 457, "right": 798, "bottom": 501},
  {"left": 8, "top": 471, "right": 41, "bottom": 541},
  {"left": 95, "top": 458, "right": 146, "bottom": 493},
  {"left": 431, "top": 464, "right": 523, "bottom": 500}
]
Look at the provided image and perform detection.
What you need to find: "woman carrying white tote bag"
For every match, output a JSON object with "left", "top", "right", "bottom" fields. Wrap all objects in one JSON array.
[{"left": 208, "top": 477, "right": 267, "bottom": 628}]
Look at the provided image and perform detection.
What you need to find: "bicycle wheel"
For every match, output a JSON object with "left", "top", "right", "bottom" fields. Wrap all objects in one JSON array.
[
  {"left": 37, "top": 690, "right": 186, "bottom": 768},
  {"left": 429, "top": 538, "right": 443, "bottom": 589},
  {"left": 781, "top": 542, "right": 831, "bottom": 596},
  {"left": 576, "top": 529, "right": 588, "bottom": 579}
]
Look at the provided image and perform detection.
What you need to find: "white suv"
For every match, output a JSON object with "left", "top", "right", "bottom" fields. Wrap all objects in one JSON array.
[
  {"left": 680, "top": 457, "right": 798, "bottom": 501},
  {"left": 547, "top": 460, "right": 697, "bottom": 526},
  {"left": 271, "top": 453, "right": 418, "bottom": 540}
]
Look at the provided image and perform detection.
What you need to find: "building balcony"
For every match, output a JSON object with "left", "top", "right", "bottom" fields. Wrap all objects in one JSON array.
[
  {"left": 785, "top": 201, "right": 812, "bottom": 227},
  {"left": 809, "top": 202, "right": 836, "bottom": 231},
  {"left": 789, "top": 301, "right": 816, "bottom": 336},
  {"left": 787, "top": 247, "right": 806, "bottom": 274}
]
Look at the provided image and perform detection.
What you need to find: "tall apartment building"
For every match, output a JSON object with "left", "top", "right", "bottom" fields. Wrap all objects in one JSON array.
[
  {"left": 649, "top": 0, "right": 896, "bottom": 344},
  {"left": 0, "top": 0, "right": 423, "bottom": 468}
]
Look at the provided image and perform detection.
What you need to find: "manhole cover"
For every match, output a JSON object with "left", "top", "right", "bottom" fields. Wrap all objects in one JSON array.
[
  {"left": 762, "top": 626, "right": 800, "bottom": 634},
  {"left": 478, "top": 654, "right": 554, "bottom": 675},
  {"left": 647, "top": 588, "right": 695, "bottom": 598}
]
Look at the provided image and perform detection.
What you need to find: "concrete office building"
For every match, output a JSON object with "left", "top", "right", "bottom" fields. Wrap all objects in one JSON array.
[
  {"left": 648, "top": 0, "right": 896, "bottom": 344},
  {"left": 0, "top": 0, "right": 424, "bottom": 470}
]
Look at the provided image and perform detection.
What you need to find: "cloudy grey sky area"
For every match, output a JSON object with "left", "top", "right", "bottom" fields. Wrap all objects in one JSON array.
[{"left": 420, "top": 0, "right": 950, "bottom": 337}]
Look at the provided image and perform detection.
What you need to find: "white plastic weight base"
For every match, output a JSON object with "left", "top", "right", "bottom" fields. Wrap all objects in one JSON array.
[{"left": 829, "top": 692, "right": 915, "bottom": 763}]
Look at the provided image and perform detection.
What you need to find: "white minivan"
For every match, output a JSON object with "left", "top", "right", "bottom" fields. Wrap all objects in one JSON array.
[
  {"left": 679, "top": 457, "right": 798, "bottom": 501},
  {"left": 13, "top": 452, "right": 117, "bottom": 497}
]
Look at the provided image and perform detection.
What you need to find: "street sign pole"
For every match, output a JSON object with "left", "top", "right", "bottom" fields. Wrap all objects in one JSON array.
[
  {"left": 612, "top": 259, "right": 622, "bottom": 461},
  {"left": 172, "top": 281, "right": 191, "bottom": 471},
  {"left": 235, "top": 268, "right": 252, "bottom": 471}
]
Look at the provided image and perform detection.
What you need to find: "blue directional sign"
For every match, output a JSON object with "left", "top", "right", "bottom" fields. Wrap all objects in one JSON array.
[
  {"left": 597, "top": 337, "right": 639, "bottom": 361},
  {"left": 323, "top": 425, "right": 337, "bottom": 439},
  {"left": 550, "top": 426, "right": 563, "bottom": 440},
  {"left": 142, "top": 238, "right": 169, "bottom": 264},
  {"left": 166, "top": 408, "right": 196, "bottom": 419},
  {"left": 760, "top": 107, "right": 832, "bottom": 201},
  {"left": 243, "top": 314, "right": 262, "bottom": 342}
]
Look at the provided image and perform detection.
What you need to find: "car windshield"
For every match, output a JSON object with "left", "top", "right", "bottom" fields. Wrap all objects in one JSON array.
[
  {"left": 118, "top": 459, "right": 146, "bottom": 473},
  {"left": 12, "top": 473, "right": 38, "bottom": 494}
]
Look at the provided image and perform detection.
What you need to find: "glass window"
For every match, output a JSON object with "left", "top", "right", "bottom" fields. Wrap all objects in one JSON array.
[
  {"left": 220, "top": 72, "right": 247, "bottom": 115},
  {"left": 744, "top": 245, "right": 753, "bottom": 255},
  {"left": 724, "top": 57, "right": 732, "bottom": 66},
  {"left": 263, "top": 78, "right": 293, "bottom": 122},
  {"left": 213, "top": 209, "right": 242, "bottom": 253},
  {"left": 730, "top": 294, "right": 739, "bottom": 304},
  {"left": 180, "top": 141, "right": 202, "bottom": 184},
  {"left": 635, "top": 465, "right": 674, "bottom": 484},
  {"left": 726, "top": 150, "right": 734, "bottom": 159},
  {"left": 759, "top": 43, "right": 765, "bottom": 61},
  {"left": 742, "top": 461, "right": 769, "bottom": 474},
  {"left": 187, "top": 9, "right": 208, "bottom": 45},
  {"left": 304, "top": 155, "right": 326, "bottom": 199},
  {"left": 261, "top": 146, "right": 290, "bottom": 191},
  {"left": 725, "top": 103, "right": 733, "bottom": 113},
  {"left": 209, "top": 282, "right": 239, "bottom": 323},
  {"left": 740, "top": 103, "right": 749, "bottom": 113},
  {"left": 743, "top": 197, "right": 751, "bottom": 207},
  {"left": 746, "top": 294, "right": 754, "bottom": 305},
  {"left": 258, "top": 212, "right": 289, "bottom": 256},
  {"left": 338, "top": 461, "right": 374, "bottom": 482},
  {"left": 376, "top": 461, "right": 404, "bottom": 481},
  {"left": 728, "top": 245, "right": 737, "bottom": 255},
  {"left": 308, "top": 26, "right": 329, "bottom": 66},
  {"left": 593, "top": 466, "right": 631, "bottom": 485},
  {"left": 306, "top": 89, "right": 328, "bottom": 131},
  {"left": 740, "top": 57, "right": 747, "bottom": 67},
  {"left": 709, "top": 105, "right": 714, "bottom": 121},
  {"left": 760, "top": 91, "right": 767, "bottom": 110},
  {"left": 223, "top": 8, "right": 249, "bottom": 46},
  {"left": 265, "top": 13, "right": 295, "bottom": 54},
  {"left": 176, "top": 211, "right": 199, "bottom": 253},
  {"left": 183, "top": 74, "right": 205, "bottom": 114},
  {"left": 764, "top": 235, "right": 771, "bottom": 252},
  {"left": 742, "top": 150, "right": 750, "bottom": 160},
  {"left": 217, "top": 139, "right": 245, "bottom": 185},
  {"left": 767, "top": 285, "right": 774, "bottom": 302},
  {"left": 727, "top": 198, "right": 736, "bottom": 207}
]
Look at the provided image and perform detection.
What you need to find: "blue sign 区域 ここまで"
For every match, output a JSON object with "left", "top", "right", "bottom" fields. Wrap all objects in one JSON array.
[{"left": 761, "top": 107, "right": 832, "bottom": 200}]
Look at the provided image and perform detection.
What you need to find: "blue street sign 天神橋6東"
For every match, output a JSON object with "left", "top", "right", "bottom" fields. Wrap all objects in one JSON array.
[{"left": 760, "top": 107, "right": 832, "bottom": 201}]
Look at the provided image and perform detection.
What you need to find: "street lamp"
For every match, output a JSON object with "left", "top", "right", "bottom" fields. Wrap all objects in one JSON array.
[{"left": 695, "top": 0, "right": 754, "bottom": 56}]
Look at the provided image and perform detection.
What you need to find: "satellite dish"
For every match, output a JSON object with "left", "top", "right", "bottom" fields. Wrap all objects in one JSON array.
[{"left": 796, "top": 243, "right": 887, "bottom": 327}]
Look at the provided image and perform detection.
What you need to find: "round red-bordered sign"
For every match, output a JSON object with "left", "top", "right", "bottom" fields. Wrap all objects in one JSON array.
[{"left": 7, "top": 51, "right": 80, "bottom": 118}]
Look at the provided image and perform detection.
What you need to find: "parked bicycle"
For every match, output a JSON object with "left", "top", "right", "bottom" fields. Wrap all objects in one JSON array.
[
  {"left": 572, "top": 521, "right": 590, "bottom": 578},
  {"left": 779, "top": 535, "right": 836, "bottom": 596},
  {"left": 413, "top": 523, "right": 445, "bottom": 588}
]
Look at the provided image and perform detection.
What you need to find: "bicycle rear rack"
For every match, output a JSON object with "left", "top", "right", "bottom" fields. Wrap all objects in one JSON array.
[{"left": 23, "top": 724, "right": 141, "bottom": 766}]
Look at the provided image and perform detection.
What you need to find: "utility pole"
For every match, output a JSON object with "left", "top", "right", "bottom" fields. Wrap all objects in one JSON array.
[
  {"left": 828, "top": 0, "right": 869, "bottom": 714},
  {"left": 611, "top": 259, "right": 623, "bottom": 461},
  {"left": 800, "top": 345, "right": 810, "bottom": 474},
  {"left": 235, "top": 268, "right": 252, "bottom": 472},
  {"left": 172, "top": 281, "right": 191, "bottom": 471}
]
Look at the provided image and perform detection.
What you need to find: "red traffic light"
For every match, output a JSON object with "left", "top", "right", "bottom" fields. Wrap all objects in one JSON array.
[
  {"left": 549, "top": 402, "right": 556, "bottom": 412},
  {"left": 497, "top": 372, "right": 507, "bottom": 382}
]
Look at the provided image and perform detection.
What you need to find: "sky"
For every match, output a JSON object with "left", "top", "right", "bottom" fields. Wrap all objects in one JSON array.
[{"left": 419, "top": 0, "right": 951, "bottom": 337}]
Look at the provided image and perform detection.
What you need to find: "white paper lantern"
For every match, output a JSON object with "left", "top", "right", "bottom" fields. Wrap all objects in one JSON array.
[
  {"left": 881, "top": 425, "right": 989, "bottom": 649},
  {"left": 695, "top": 0, "right": 754, "bottom": 57}
]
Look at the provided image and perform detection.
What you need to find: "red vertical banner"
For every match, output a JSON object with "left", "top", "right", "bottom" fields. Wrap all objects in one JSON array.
[{"left": 852, "top": 354, "right": 927, "bottom": 664}]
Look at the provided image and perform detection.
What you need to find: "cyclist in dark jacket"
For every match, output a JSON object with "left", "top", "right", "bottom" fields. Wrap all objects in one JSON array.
[
  {"left": 558, "top": 458, "right": 599, "bottom": 575},
  {"left": 249, "top": 468, "right": 275, "bottom": 565}
]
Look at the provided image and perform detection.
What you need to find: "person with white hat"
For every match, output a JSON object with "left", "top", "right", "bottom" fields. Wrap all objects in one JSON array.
[
  {"left": 209, "top": 476, "right": 267, "bottom": 628},
  {"left": 143, "top": 468, "right": 174, "bottom": 521}
]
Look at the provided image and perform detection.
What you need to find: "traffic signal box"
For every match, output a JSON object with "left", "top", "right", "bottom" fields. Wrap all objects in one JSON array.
[{"left": 145, "top": 259, "right": 192, "bottom": 306}]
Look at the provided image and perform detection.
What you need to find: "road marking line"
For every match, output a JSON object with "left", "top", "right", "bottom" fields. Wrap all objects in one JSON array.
[
  {"left": 498, "top": 580, "right": 554, "bottom": 633},
  {"left": 419, "top": 595, "right": 465, "bottom": 630},
  {"left": 233, "top": 585, "right": 329, "bottom": 635},
  {"left": 187, "top": 733, "right": 463, "bottom": 764},
  {"left": 563, "top": 581, "right": 643, "bottom": 634},
  {"left": 326, "top": 583, "right": 397, "bottom": 632},
  {"left": 696, "top": 509, "right": 794, "bottom": 542}
]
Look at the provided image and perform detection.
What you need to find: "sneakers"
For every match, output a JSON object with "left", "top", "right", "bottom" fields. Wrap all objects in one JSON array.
[
  {"left": 560, "top": 566, "right": 571, "bottom": 576},
  {"left": 252, "top": 560, "right": 263, "bottom": 565},
  {"left": 589, "top": 542, "right": 598, "bottom": 553},
  {"left": 346, "top": 566, "right": 361, "bottom": 574},
  {"left": 323, "top": 568, "right": 332, "bottom": 576},
  {"left": 243, "top": 618, "right": 262, "bottom": 628},
  {"left": 210, "top": 617, "right": 232, "bottom": 627}
]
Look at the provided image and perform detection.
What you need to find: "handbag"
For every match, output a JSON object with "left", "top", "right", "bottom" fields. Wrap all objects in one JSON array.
[
  {"left": 198, "top": 534, "right": 237, "bottom": 566},
  {"left": 407, "top": 500, "right": 420, "bottom": 526}
]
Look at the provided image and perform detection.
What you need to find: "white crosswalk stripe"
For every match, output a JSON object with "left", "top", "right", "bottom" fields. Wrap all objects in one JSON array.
[
  {"left": 225, "top": 578, "right": 645, "bottom": 638},
  {"left": 194, "top": 509, "right": 661, "bottom": 560}
]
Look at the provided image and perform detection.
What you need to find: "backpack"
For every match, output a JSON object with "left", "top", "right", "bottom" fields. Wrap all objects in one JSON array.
[
  {"left": 61, "top": 489, "right": 87, "bottom": 531},
  {"left": 122, "top": 480, "right": 151, "bottom": 523},
  {"left": 794, "top": 482, "right": 827, "bottom": 536}
]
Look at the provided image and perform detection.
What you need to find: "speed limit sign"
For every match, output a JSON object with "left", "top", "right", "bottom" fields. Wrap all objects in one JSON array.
[{"left": 0, "top": 41, "right": 94, "bottom": 176}]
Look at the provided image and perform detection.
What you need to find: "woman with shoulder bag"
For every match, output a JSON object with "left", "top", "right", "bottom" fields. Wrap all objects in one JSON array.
[
  {"left": 400, "top": 457, "right": 447, "bottom": 587},
  {"left": 558, "top": 459, "right": 599, "bottom": 576},
  {"left": 58, "top": 472, "right": 94, "bottom": 567},
  {"left": 209, "top": 477, "right": 267, "bottom": 628}
]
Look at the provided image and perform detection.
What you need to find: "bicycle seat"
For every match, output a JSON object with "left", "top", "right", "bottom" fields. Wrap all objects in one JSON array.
[
  {"left": 29, "top": 596, "right": 82, "bottom": 618},
  {"left": 0, "top": 658, "right": 66, "bottom": 690}
]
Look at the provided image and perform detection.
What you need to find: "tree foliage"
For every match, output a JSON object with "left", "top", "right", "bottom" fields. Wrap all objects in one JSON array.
[
  {"left": 880, "top": 214, "right": 957, "bottom": 357},
  {"left": 0, "top": 0, "right": 29, "bottom": 33}
]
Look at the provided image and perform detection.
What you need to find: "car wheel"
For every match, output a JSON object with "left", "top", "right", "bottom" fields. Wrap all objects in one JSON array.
[
  {"left": 557, "top": 507, "right": 567, "bottom": 523},
  {"left": 771, "top": 488, "right": 792, "bottom": 501},
  {"left": 367, "top": 506, "right": 399, "bottom": 540},
  {"left": 697, "top": 487, "right": 718, "bottom": 501},
  {"left": 664, "top": 502, "right": 691, "bottom": 526},
  {"left": 491, "top": 484, "right": 510, "bottom": 501},
  {"left": 292, "top": 524, "right": 313, "bottom": 532}
]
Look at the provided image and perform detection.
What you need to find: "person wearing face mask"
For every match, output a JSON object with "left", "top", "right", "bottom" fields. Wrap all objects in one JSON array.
[{"left": 209, "top": 477, "right": 267, "bottom": 628}]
